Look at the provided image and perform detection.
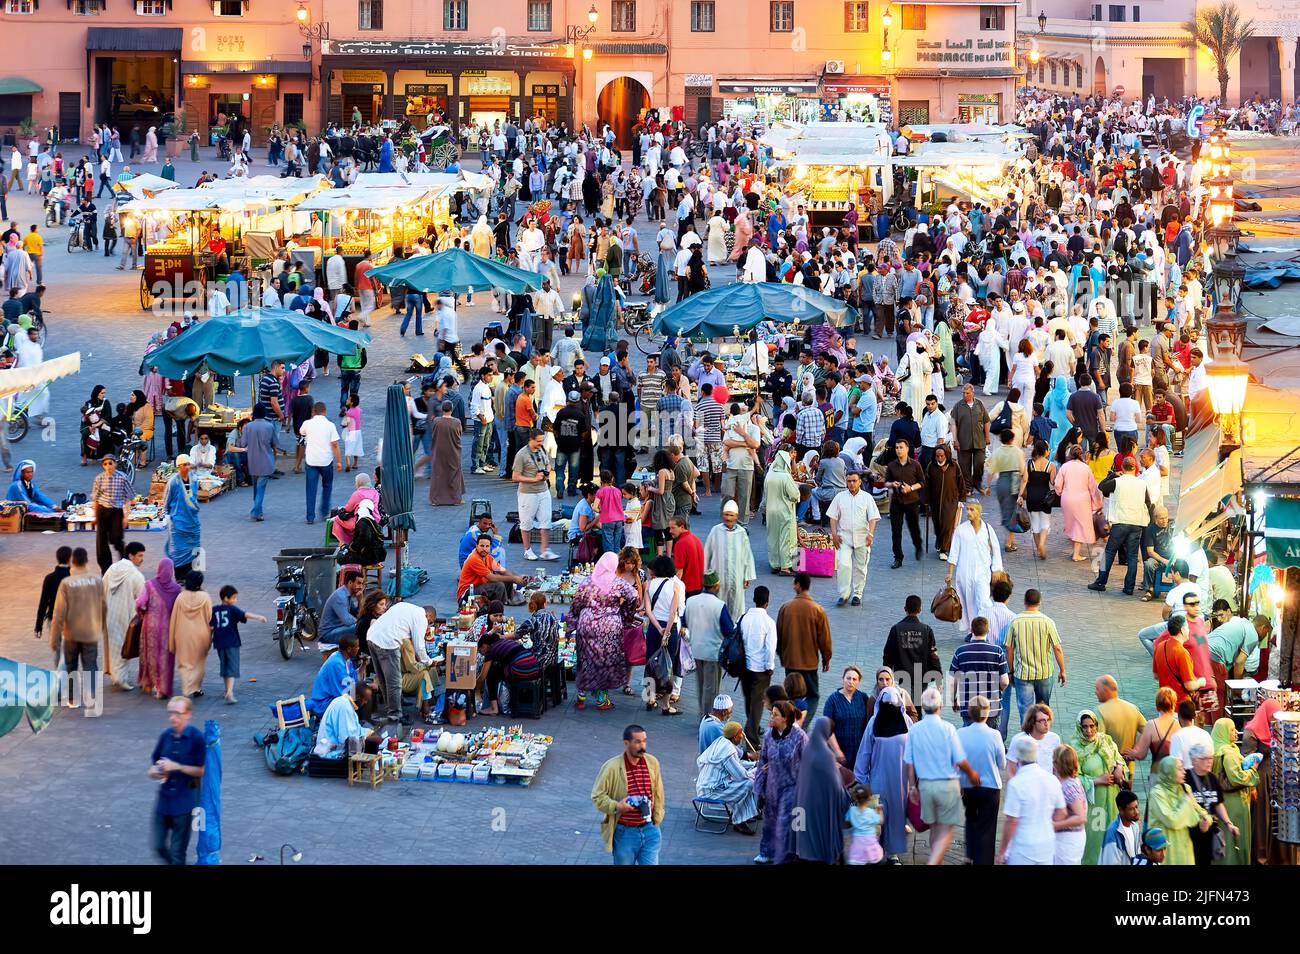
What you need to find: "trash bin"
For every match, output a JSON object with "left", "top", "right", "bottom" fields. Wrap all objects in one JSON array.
[{"left": 273, "top": 547, "right": 339, "bottom": 616}]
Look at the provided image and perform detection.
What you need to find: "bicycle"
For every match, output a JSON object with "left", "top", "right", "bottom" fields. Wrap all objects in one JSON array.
[
  {"left": 0, "top": 381, "right": 50, "bottom": 442},
  {"left": 117, "top": 430, "right": 149, "bottom": 485},
  {"left": 66, "top": 217, "right": 89, "bottom": 253}
]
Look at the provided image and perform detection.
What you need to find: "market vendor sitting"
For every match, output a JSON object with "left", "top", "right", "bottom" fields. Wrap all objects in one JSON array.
[
  {"left": 695, "top": 721, "right": 760, "bottom": 834},
  {"left": 313, "top": 681, "right": 377, "bottom": 759},
  {"left": 457, "top": 533, "right": 528, "bottom": 605},
  {"left": 475, "top": 630, "right": 541, "bottom": 716},
  {"left": 188, "top": 432, "right": 217, "bottom": 475},
  {"left": 457, "top": 512, "right": 505, "bottom": 565},
  {"left": 6, "top": 459, "right": 59, "bottom": 514},
  {"left": 319, "top": 570, "right": 364, "bottom": 646},
  {"left": 307, "top": 632, "right": 366, "bottom": 718}
]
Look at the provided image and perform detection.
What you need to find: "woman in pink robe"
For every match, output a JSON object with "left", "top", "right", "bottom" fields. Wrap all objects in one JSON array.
[
  {"left": 135, "top": 558, "right": 181, "bottom": 699},
  {"left": 729, "top": 211, "right": 754, "bottom": 262},
  {"left": 1053, "top": 445, "right": 1102, "bottom": 562}
]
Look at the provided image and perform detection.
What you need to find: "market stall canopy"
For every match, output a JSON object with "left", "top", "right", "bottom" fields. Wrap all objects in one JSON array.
[
  {"left": 118, "top": 188, "right": 277, "bottom": 215},
  {"left": 353, "top": 171, "right": 492, "bottom": 194},
  {"left": 652, "top": 282, "right": 855, "bottom": 338},
  {"left": 893, "top": 140, "right": 1019, "bottom": 168},
  {"left": 901, "top": 123, "right": 1028, "bottom": 142},
  {"left": 137, "top": 310, "right": 370, "bottom": 378},
  {"left": 367, "top": 247, "right": 542, "bottom": 294},
  {"left": 761, "top": 121, "right": 893, "bottom": 163},
  {"left": 0, "top": 77, "right": 41, "bottom": 95},
  {"left": 0, "top": 351, "right": 81, "bottom": 401},
  {"left": 0, "top": 656, "right": 56, "bottom": 740},
  {"left": 199, "top": 174, "right": 330, "bottom": 204},
  {"left": 1174, "top": 445, "right": 1243, "bottom": 539},
  {"left": 295, "top": 185, "right": 434, "bottom": 212},
  {"left": 116, "top": 172, "right": 180, "bottom": 201}
]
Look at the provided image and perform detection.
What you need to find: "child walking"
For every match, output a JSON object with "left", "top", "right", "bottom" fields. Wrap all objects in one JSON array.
[
  {"left": 342, "top": 394, "right": 364, "bottom": 471},
  {"left": 845, "top": 784, "right": 885, "bottom": 865},
  {"left": 210, "top": 584, "right": 267, "bottom": 704}
]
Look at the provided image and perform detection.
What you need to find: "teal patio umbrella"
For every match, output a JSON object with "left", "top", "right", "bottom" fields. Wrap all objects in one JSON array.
[
  {"left": 368, "top": 247, "right": 541, "bottom": 294},
  {"left": 380, "top": 383, "right": 416, "bottom": 599},
  {"left": 138, "top": 309, "right": 371, "bottom": 378},
  {"left": 651, "top": 282, "right": 855, "bottom": 339},
  {"left": 0, "top": 657, "right": 56, "bottom": 740}
]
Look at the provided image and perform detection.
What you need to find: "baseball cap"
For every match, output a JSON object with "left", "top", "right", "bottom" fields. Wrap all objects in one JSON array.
[
  {"left": 567, "top": 390, "right": 580, "bottom": 401},
  {"left": 1143, "top": 827, "right": 1168, "bottom": 850}
]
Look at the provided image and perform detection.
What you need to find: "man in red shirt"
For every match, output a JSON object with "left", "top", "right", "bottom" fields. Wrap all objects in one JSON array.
[
  {"left": 1152, "top": 615, "right": 1204, "bottom": 704},
  {"left": 669, "top": 515, "right": 704, "bottom": 597},
  {"left": 457, "top": 535, "right": 527, "bottom": 603}
]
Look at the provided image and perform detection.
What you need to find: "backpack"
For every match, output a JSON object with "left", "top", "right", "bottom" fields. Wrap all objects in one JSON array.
[
  {"left": 339, "top": 515, "right": 387, "bottom": 566},
  {"left": 720, "top": 610, "right": 748, "bottom": 680},
  {"left": 384, "top": 565, "right": 428, "bottom": 599},
  {"left": 256, "top": 725, "right": 313, "bottom": 776},
  {"left": 990, "top": 401, "right": 1014, "bottom": 437}
]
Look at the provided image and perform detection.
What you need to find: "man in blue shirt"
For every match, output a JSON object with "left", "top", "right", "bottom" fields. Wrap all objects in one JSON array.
[
  {"left": 148, "top": 696, "right": 206, "bottom": 865},
  {"left": 903, "top": 686, "right": 981, "bottom": 865},
  {"left": 225, "top": 403, "right": 279, "bottom": 517},
  {"left": 458, "top": 514, "right": 505, "bottom": 565},
  {"left": 318, "top": 570, "right": 362, "bottom": 646},
  {"left": 307, "top": 633, "right": 362, "bottom": 717}
]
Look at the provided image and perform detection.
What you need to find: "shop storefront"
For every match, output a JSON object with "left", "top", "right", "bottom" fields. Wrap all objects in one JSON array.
[
  {"left": 717, "top": 79, "right": 820, "bottom": 125},
  {"left": 820, "top": 75, "right": 892, "bottom": 124},
  {"left": 180, "top": 61, "right": 312, "bottom": 146},
  {"left": 319, "top": 39, "right": 575, "bottom": 131},
  {"left": 956, "top": 92, "right": 1001, "bottom": 124},
  {"left": 86, "top": 27, "right": 181, "bottom": 130}
]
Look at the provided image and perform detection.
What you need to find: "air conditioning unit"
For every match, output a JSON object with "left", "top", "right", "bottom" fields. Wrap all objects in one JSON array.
[{"left": 825, "top": 60, "right": 845, "bottom": 74}]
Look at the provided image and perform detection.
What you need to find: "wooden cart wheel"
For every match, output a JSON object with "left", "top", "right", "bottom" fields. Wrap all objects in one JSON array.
[{"left": 139, "top": 273, "right": 153, "bottom": 311}]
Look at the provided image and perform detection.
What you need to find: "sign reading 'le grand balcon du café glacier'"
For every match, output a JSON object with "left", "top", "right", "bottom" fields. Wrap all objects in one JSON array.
[
  {"left": 914, "top": 38, "right": 1013, "bottom": 65},
  {"left": 324, "top": 39, "right": 571, "bottom": 58}
]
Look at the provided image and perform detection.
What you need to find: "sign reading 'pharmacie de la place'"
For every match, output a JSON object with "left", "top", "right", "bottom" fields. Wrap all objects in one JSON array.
[{"left": 323, "top": 39, "right": 571, "bottom": 59}]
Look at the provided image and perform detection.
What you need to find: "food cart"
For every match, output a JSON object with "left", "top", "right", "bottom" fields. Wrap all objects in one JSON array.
[
  {"left": 294, "top": 184, "right": 441, "bottom": 282},
  {"left": 892, "top": 139, "right": 1019, "bottom": 211}
]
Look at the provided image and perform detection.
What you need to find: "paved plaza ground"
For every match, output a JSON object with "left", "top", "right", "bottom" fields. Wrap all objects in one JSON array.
[{"left": 0, "top": 145, "right": 1182, "bottom": 865}]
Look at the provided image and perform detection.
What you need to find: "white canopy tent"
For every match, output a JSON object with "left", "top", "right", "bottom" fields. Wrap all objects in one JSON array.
[
  {"left": 115, "top": 173, "right": 179, "bottom": 201},
  {"left": 0, "top": 352, "right": 81, "bottom": 401},
  {"left": 762, "top": 121, "right": 895, "bottom": 203}
]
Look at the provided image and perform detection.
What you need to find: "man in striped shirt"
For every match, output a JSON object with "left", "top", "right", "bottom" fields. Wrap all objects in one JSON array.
[
  {"left": 693, "top": 383, "right": 725, "bottom": 494},
  {"left": 794, "top": 393, "right": 826, "bottom": 459},
  {"left": 258, "top": 361, "right": 285, "bottom": 424},
  {"left": 1004, "top": 588, "right": 1066, "bottom": 720},
  {"left": 90, "top": 454, "right": 134, "bottom": 573},
  {"left": 636, "top": 355, "right": 666, "bottom": 451},
  {"left": 947, "top": 616, "right": 1010, "bottom": 731}
]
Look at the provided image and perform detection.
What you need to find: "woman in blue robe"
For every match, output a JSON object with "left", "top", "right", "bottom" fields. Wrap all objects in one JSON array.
[
  {"left": 580, "top": 272, "right": 616, "bottom": 354},
  {"left": 1044, "top": 376, "right": 1072, "bottom": 458},
  {"left": 852, "top": 686, "right": 912, "bottom": 859}
]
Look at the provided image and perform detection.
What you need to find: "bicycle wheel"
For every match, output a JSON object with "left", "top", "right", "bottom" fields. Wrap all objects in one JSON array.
[
  {"left": 139, "top": 274, "right": 153, "bottom": 311},
  {"left": 66, "top": 231, "right": 78, "bottom": 254},
  {"left": 278, "top": 616, "right": 296, "bottom": 660},
  {"left": 35, "top": 318, "right": 46, "bottom": 346},
  {"left": 6, "top": 411, "right": 29, "bottom": 443}
]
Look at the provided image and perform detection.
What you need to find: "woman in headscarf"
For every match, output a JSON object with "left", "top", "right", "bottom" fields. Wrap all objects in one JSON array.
[
  {"left": 136, "top": 558, "right": 181, "bottom": 700},
  {"left": 934, "top": 317, "right": 959, "bottom": 390},
  {"left": 1146, "top": 756, "right": 1212, "bottom": 866},
  {"left": 653, "top": 227, "right": 675, "bottom": 305},
  {"left": 729, "top": 210, "right": 754, "bottom": 262},
  {"left": 752, "top": 699, "right": 806, "bottom": 864},
  {"left": 706, "top": 209, "right": 729, "bottom": 265},
  {"left": 686, "top": 245, "right": 708, "bottom": 296},
  {"left": 852, "top": 686, "right": 910, "bottom": 861},
  {"left": 580, "top": 270, "right": 617, "bottom": 353},
  {"left": 925, "top": 443, "right": 966, "bottom": 560},
  {"left": 142, "top": 126, "right": 158, "bottom": 163},
  {"left": 1044, "top": 376, "right": 1071, "bottom": 458},
  {"left": 1210, "top": 718, "right": 1258, "bottom": 866},
  {"left": 471, "top": 214, "right": 493, "bottom": 257},
  {"left": 5, "top": 460, "right": 56, "bottom": 512},
  {"left": 1242, "top": 698, "right": 1298, "bottom": 865},
  {"left": 1071, "top": 709, "right": 1124, "bottom": 865},
  {"left": 169, "top": 570, "right": 213, "bottom": 698},
  {"left": 792, "top": 716, "right": 851, "bottom": 863},
  {"left": 763, "top": 449, "right": 800, "bottom": 575},
  {"left": 163, "top": 455, "right": 202, "bottom": 577},
  {"left": 945, "top": 501, "right": 1002, "bottom": 631},
  {"left": 696, "top": 721, "right": 760, "bottom": 834},
  {"left": 974, "top": 317, "right": 1004, "bottom": 397},
  {"left": 568, "top": 551, "right": 635, "bottom": 711},
  {"left": 335, "top": 472, "right": 382, "bottom": 546},
  {"left": 1053, "top": 444, "right": 1101, "bottom": 562},
  {"left": 80, "top": 385, "right": 111, "bottom": 465}
]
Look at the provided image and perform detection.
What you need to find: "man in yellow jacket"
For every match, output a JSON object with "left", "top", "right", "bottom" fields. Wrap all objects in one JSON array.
[{"left": 591, "top": 724, "right": 666, "bottom": 864}]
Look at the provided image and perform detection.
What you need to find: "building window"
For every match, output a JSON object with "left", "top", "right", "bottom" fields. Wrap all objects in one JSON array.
[
  {"left": 900, "top": 4, "right": 924, "bottom": 29},
  {"left": 526, "top": 0, "right": 550, "bottom": 31},
  {"left": 1092, "top": 3, "right": 1101, "bottom": 18},
  {"left": 1108, "top": 4, "right": 1124, "bottom": 20},
  {"left": 1038, "top": 63, "right": 1044, "bottom": 83},
  {"left": 0, "top": 94, "right": 34, "bottom": 123},
  {"left": 358, "top": 0, "right": 382, "bottom": 29},
  {"left": 690, "top": 0, "right": 714, "bottom": 31},
  {"left": 844, "top": 0, "right": 868, "bottom": 31},
  {"left": 611, "top": 0, "right": 635, "bottom": 31},
  {"left": 135, "top": 0, "right": 165, "bottom": 13},
  {"left": 213, "top": 0, "right": 244, "bottom": 16},
  {"left": 443, "top": 0, "right": 467, "bottom": 30},
  {"left": 1132, "top": 5, "right": 1139, "bottom": 20},
  {"left": 72, "top": 0, "right": 104, "bottom": 14},
  {"left": 979, "top": 5, "right": 1003, "bottom": 30},
  {"left": 4, "top": 0, "right": 34, "bottom": 12},
  {"left": 1049, "top": 62, "right": 1057, "bottom": 85},
  {"left": 770, "top": 0, "right": 794, "bottom": 32},
  {"left": 1076, "top": 64, "right": 1083, "bottom": 86}
]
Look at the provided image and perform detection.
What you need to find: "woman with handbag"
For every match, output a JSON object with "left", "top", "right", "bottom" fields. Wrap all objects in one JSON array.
[
  {"left": 1053, "top": 444, "right": 1102, "bottom": 562},
  {"left": 616, "top": 547, "right": 647, "bottom": 697},
  {"left": 568, "top": 552, "right": 636, "bottom": 712},
  {"left": 945, "top": 502, "right": 1003, "bottom": 632},
  {"left": 643, "top": 555, "right": 686, "bottom": 715},
  {"left": 1021, "top": 440, "right": 1057, "bottom": 561},
  {"left": 1210, "top": 718, "right": 1258, "bottom": 866}
]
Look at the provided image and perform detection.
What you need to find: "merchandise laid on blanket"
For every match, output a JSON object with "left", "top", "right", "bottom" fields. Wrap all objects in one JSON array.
[{"left": 389, "top": 725, "right": 555, "bottom": 786}]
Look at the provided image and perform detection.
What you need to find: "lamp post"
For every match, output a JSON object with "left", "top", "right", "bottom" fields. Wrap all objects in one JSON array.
[
  {"left": 882, "top": 6, "right": 893, "bottom": 68},
  {"left": 296, "top": 1, "right": 329, "bottom": 55},
  {"left": 567, "top": 4, "right": 598, "bottom": 129}
]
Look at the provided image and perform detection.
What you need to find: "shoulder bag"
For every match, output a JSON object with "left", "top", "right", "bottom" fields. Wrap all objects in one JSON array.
[
  {"left": 121, "top": 613, "right": 143, "bottom": 661},
  {"left": 931, "top": 583, "right": 963, "bottom": 623}
]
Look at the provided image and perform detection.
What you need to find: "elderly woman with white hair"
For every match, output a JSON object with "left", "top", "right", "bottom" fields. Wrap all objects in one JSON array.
[
  {"left": 998, "top": 734, "right": 1066, "bottom": 865},
  {"left": 334, "top": 472, "right": 382, "bottom": 546},
  {"left": 1184, "top": 741, "right": 1240, "bottom": 866}
]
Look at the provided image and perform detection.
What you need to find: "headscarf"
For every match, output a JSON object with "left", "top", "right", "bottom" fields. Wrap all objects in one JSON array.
[
  {"left": 1245, "top": 699, "right": 1283, "bottom": 747},
  {"left": 770, "top": 449, "right": 791, "bottom": 474},
  {"left": 870, "top": 687, "right": 910, "bottom": 738},
  {"left": 1147, "top": 755, "right": 1192, "bottom": 822},
  {"left": 801, "top": 449, "right": 819, "bottom": 471},
  {"left": 148, "top": 557, "right": 183, "bottom": 612},
  {"left": 589, "top": 551, "right": 620, "bottom": 595},
  {"left": 1210, "top": 717, "right": 1239, "bottom": 778},
  {"left": 792, "top": 716, "right": 851, "bottom": 864},
  {"left": 1071, "top": 708, "right": 1121, "bottom": 801}
]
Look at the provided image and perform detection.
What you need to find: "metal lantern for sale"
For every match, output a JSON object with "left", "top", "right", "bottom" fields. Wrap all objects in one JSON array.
[{"left": 1271, "top": 710, "right": 1300, "bottom": 844}]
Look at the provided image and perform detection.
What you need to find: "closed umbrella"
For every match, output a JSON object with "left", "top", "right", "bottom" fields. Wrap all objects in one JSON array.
[
  {"left": 0, "top": 657, "right": 55, "bottom": 740},
  {"left": 195, "top": 719, "right": 222, "bottom": 865},
  {"left": 651, "top": 281, "right": 854, "bottom": 339},
  {"left": 380, "top": 383, "right": 416, "bottom": 599},
  {"left": 580, "top": 273, "right": 617, "bottom": 353},
  {"left": 138, "top": 309, "right": 370, "bottom": 378},
  {"left": 367, "top": 247, "right": 541, "bottom": 294}
]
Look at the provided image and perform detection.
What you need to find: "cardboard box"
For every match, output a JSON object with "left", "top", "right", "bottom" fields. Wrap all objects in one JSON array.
[
  {"left": 0, "top": 503, "right": 26, "bottom": 533},
  {"left": 445, "top": 642, "right": 479, "bottom": 691}
]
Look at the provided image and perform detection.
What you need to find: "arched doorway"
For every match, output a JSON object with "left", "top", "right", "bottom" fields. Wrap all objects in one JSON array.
[
  {"left": 596, "top": 77, "right": 651, "bottom": 149},
  {"left": 1093, "top": 57, "right": 1108, "bottom": 97}
]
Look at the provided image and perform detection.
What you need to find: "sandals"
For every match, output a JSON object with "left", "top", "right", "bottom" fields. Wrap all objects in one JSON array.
[
  {"left": 621, "top": 686, "right": 636, "bottom": 696},
  {"left": 1005, "top": 544, "right": 1018, "bottom": 552},
  {"left": 661, "top": 707, "right": 682, "bottom": 716}
]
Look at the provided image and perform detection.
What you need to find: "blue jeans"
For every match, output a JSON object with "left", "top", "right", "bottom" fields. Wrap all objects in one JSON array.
[
  {"left": 999, "top": 684, "right": 1014, "bottom": 739},
  {"left": 554, "top": 449, "right": 581, "bottom": 496},
  {"left": 492, "top": 417, "right": 509, "bottom": 471},
  {"left": 1143, "top": 560, "right": 1166, "bottom": 594},
  {"left": 611, "top": 821, "right": 660, "bottom": 865},
  {"left": 1014, "top": 677, "right": 1053, "bottom": 725},
  {"left": 1096, "top": 522, "right": 1142, "bottom": 593},
  {"left": 250, "top": 475, "right": 270, "bottom": 518},
  {"left": 153, "top": 810, "right": 192, "bottom": 865},
  {"left": 401, "top": 293, "right": 424, "bottom": 335},
  {"left": 417, "top": 426, "right": 433, "bottom": 475},
  {"left": 600, "top": 521, "right": 625, "bottom": 554},
  {"left": 225, "top": 450, "right": 247, "bottom": 484},
  {"left": 1115, "top": 429, "right": 1137, "bottom": 448},
  {"left": 1138, "top": 621, "right": 1165, "bottom": 656},
  {"left": 339, "top": 371, "right": 361, "bottom": 412},
  {"left": 304, "top": 464, "right": 334, "bottom": 522}
]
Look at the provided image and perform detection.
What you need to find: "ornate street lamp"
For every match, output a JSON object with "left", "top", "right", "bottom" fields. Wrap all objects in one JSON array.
[
  {"left": 1038, "top": 11, "right": 1047, "bottom": 32},
  {"left": 297, "top": 1, "right": 329, "bottom": 58},
  {"left": 1206, "top": 259, "right": 1247, "bottom": 360},
  {"left": 1205, "top": 172, "right": 1234, "bottom": 227},
  {"left": 1206, "top": 353, "right": 1250, "bottom": 450}
]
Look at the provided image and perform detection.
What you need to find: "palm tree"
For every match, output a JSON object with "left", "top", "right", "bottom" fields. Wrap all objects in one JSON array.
[{"left": 1187, "top": 2, "right": 1256, "bottom": 104}]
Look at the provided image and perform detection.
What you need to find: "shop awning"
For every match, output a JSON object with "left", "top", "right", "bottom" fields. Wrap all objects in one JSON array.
[
  {"left": 0, "top": 352, "right": 80, "bottom": 401},
  {"left": 1174, "top": 448, "right": 1243, "bottom": 538},
  {"left": 1264, "top": 497, "right": 1300, "bottom": 568},
  {"left": 593, "top": 42, "right": 668, "bottom": 55},
  {"left": 86, "top": 27, "right": 183, "bottom": 51},
  {"left": 821, "top": 75, "right": 889, "bottom": 94},
  {"left": 1180, "top": 427, "right": 1222, "bottom": 497},
  {"left": 0, "top": 77, "right": 41, "bottom": 95},
  {"left": 181, "top": 60, "right": 312, "bottom": 76},
  {"left": 719, "top": 79, "right": 819, "bottom": 95},
  {"left": 295, "top": 185, "right": 434, "bottom": 212}
]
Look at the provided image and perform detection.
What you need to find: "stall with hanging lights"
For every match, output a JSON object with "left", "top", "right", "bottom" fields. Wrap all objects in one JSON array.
[{"left": 294, "top": 183, "right": 449, "bottom": 280}]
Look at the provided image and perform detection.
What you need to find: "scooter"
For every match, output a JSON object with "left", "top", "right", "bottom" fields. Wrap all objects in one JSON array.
[{"left": 273, "top": 564, "right": 318, "bottom": 660}]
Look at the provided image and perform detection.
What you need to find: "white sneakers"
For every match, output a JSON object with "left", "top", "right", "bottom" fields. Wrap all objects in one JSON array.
[
  {"left": 524, "top": 548, "right": 539, "bottom": 561},
  {"left": 539, "top": 550, "right": 560, "bottom": 561}
]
